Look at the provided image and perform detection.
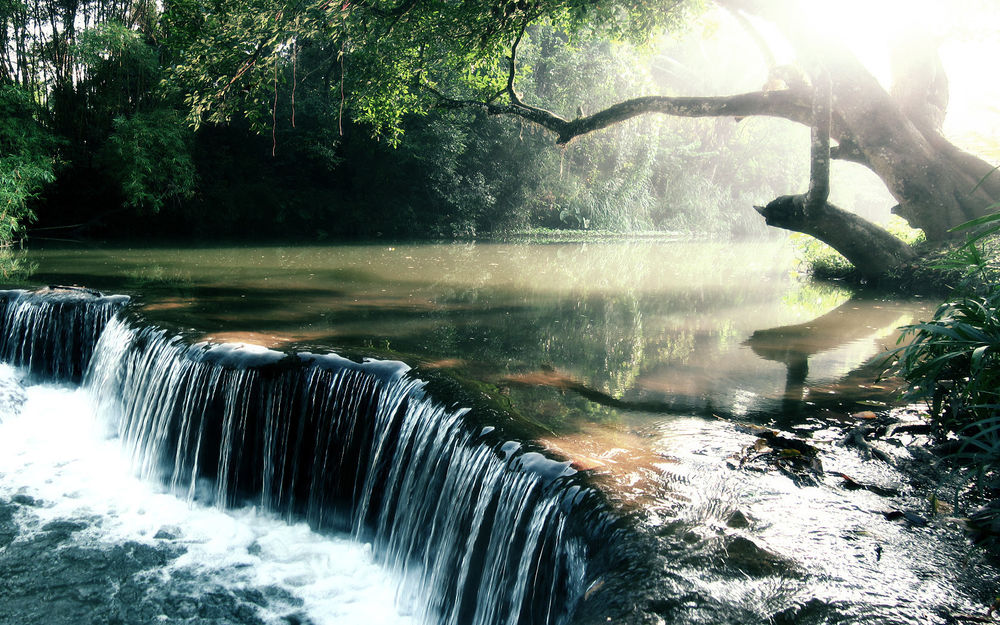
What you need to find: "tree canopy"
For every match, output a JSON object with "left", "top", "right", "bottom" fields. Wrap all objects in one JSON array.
[{"left": 2, "top": 0, "right": 998, "bottom": 274}]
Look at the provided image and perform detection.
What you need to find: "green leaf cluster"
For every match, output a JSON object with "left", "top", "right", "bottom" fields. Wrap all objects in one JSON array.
[
  {"left": 0, "top": 84, "right": 55, "bottom": 244},
  {"left": 889, "top": 207, "right": 1000, "bottom": 525},
  {"left": 100, "top": 109, "right": 197, "bottom": 212}
]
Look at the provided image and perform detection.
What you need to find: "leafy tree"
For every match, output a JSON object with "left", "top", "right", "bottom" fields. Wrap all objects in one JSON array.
[
  {"left": 0, "top": 84, "right": 55, "bottom": 244},
  {"left": 99, "top": 109, "right": 197, "bottom": 212},
  {"left": 165, "top": 0, "right": 998, "bottom": 276}
]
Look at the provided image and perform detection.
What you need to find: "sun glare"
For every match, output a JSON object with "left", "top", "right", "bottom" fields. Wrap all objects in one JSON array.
[{"left": 786, "top": 0, "right": 1000, "bottom": 160}]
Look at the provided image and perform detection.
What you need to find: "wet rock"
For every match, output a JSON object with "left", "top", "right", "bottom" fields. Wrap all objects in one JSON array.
[
  {"left": 42, "top": 520, "right": 88, "bottom": 533},
  {"left": 38, "top": 285, "right": 106, "bottom": 298},
  {"left": 771, "top": 598, "right": 836, "bottom": 624},
  {"left": 837, "top": 473, "right": 900, "bottom": 497},
  {"left": 646, "top": 592, "right": 704, "bottom": 618},
  {"left": 734, "top": 428, "right": 824, "bottom": 485},
  {"left": 889, "top": 422, "right": 932, "bottom": 436},
  {"left": 11, "top": 494, "right": 40, "bottom": 507},
  {"left": 725, "top": 509, "right": 751, "bottom": 529},
  {"left": 235, "top": 588, "right": 268, "bottom": 607},
  {"left": 0, "top": 501, "right": 18, "bottom": 548},
  {"left": 197, "top": 590, "right": 263, "bottom": 621},
  {"left": 260, "top": 584, "right": 304, "bottom": 607},
  {"left": 843, "top": 423, "right": 897, "bottom": 465},
  {"left": 153, "top": 526, "right": 181, "bottom": 540},
  {"left": 722, "top": 535, "right": 796, "bottom": 578},
  {"left": 882, "top": 509, "right": 929, "bottom": 527}
]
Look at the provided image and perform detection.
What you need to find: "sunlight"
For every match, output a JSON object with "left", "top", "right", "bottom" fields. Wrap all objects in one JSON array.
[{"left": 794, "top": 0, "right": 1000, "bottom": 158}]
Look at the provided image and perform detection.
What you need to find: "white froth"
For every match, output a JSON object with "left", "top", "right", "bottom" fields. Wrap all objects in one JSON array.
[{"left": 0, "top": 364, "right": 413, "bottom": 625}]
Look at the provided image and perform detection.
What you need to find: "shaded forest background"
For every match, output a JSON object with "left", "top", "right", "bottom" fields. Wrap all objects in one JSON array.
[{"left": 3, "top": 0, "right": 913, "bottom": 242}]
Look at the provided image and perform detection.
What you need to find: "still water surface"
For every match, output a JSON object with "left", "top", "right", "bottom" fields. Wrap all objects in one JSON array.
[
  {"left": 21, "top": 240, "right": 922, "bottom": 417},
  {"left": 9, "top": 239, "right": 996, "bottom": 623}
]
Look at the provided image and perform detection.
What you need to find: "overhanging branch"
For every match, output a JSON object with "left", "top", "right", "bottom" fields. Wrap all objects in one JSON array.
[
  {"left": 555, "top": 90, "right": 811, "bottom": 143},
  {"left": 428, "top": 87, "right": 812, "bottom": 144}
]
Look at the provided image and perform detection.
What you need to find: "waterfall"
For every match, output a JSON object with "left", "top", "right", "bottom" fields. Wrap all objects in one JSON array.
[
  {"left": 0, "top": 288, "right": 129, "bottom": 382},
  {"left": 1, "top": 289, "right": 624, "bottom": 625}
]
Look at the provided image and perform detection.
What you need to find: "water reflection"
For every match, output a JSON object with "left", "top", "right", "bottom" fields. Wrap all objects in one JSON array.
[
  {"left": 744, "top": 296, "right": 917, "bottom": 415},
  {"left": 12, "top": 241, "right": 926, "bottom": 426},
  {"left": 7, "top": 240, "right": 990, "bottom": 623}
]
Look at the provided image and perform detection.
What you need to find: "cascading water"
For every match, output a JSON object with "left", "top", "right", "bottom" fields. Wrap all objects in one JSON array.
[
  {"left": 0, "top": 289, "right": 624, "bottom": 625},
  {"left": 0, "top": 288, "right": 129, "bottom": 382}
]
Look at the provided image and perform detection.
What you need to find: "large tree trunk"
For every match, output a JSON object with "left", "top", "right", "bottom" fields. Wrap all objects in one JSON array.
[
  {"left": 755, "top": 195, "right": 916, "bottom": 279},
  {"left": 819, "top": 41, "right": 998, "bottom": 242},
  {"left": 725, "top": 0, "right": 1000, "bottom": 243},
  {"left": 756, "top": 64, "right": 917, "bottom": 279}
]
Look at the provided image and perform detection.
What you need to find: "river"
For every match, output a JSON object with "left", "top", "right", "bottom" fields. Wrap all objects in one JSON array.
[{"left": 0, "top": 239, "right": 994, "bottom": 624}]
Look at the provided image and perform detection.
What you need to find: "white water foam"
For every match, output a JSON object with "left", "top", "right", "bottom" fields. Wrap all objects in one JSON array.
[{"left": 0, "top": 363, "right": 413, "bottom": 625}]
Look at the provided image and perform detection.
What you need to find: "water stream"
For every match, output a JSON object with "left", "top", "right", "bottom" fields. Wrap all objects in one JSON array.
[{"left": 0, "top": 240, "right": 996, "bottom": 624}]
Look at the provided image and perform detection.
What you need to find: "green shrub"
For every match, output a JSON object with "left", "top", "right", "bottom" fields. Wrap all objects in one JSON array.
[
  {"left": 100, "top": 109, "right": 197, "bottom": 212},
  {"left": 895, "top": 289, "right": 1000, "bottom": 432},
  {"left": 0, "top": 84, "right": 56, "bottom": 245},
  {"left": 889, "top": 208, "right": 1000, "bottom": 529},
  {"left": 792, "top": 216, "right": 924, "bottom": 279}
]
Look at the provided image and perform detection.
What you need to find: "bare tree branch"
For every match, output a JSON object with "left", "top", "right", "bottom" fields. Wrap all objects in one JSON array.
[{"left": 429, "top": 86, "right": 812, "bottom": 144}]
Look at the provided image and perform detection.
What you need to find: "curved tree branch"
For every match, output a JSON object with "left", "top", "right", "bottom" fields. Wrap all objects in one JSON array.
[
  {"left": 502, "top": 18, "right": 572, "bottom": 132},
  {"left": 429, "top": 87, "right": 812, "bottom": 144},
  {"left": 555, "top": 90, "right": 811, "bottom": 143}
]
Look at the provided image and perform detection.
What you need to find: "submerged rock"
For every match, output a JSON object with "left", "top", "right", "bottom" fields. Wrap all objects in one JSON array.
[
  {"left": 11, "top": 494, "right": 40, "bottom": 507},
  {"left": 0, "top": 503, "right": 299, "bottom": 625},
  {"left": 725, "top": 509, "right": 752, "bottom": 529},
  {"left": 0, "top": 501, "right": 18, "bottom": 548}
]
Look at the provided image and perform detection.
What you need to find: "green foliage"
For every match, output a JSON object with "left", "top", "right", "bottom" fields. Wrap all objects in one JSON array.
[
  {"left": 890, "top": 210, "right": 1000, "bottom": 526},
  {"left": 166, "top": 0, "right": 696, "bottom": 139},
  {"left": 793, "top": 216, "right": 924, "bottom": 278},
  {"left": 515, "top": 27, "right": 660, "bottom": 231},
  {"left": 100, "top": 109, "right": 197, "bottom": 212},
  {"left": 0, "top": 84, "right": 55, "bottom": 245},
  {"left": 895, "top": 289, "right": 1000, "bottom": 431},
  {"left": 0, "top": 0, "right": 900, "bottom": 244},
  {"left": 0, "top": 156, "right": 52, "bottom": 241},
  {"left": 0, "top": 248, "right": 37, "bottom": 280},
  {"left": 790, "top": 234, "right": 853, "bottom": 276},
  {"left": 890, "top": 209, "right": 999, "bottom": 422},
  {"left": 75, "top": 21, "right": 157, "bottom": 71}
]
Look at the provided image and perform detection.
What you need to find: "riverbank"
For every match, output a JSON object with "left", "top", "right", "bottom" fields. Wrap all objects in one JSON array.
[{"left": 802, "top": 234, "right": 1000, "bottom": 296}]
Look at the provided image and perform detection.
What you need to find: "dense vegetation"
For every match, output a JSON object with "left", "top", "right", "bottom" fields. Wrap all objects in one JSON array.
[
  {"left": 887, "top": 212, "right": 1000, "bottom": 534},
  {"left": 0, "top": 0, "right": 820, "bottom": 242}
]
